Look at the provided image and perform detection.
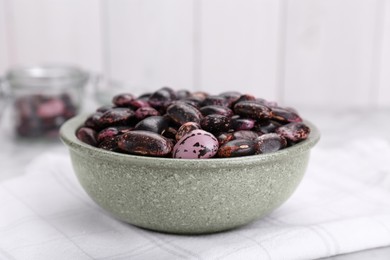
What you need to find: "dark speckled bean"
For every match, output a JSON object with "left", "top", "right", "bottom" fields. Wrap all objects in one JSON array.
[
  {"left": 217, "top": 132, "right": 235, "bottom": 146},
  {"left": 233, "top": 130, "right": 258, "bottom": 140},
  {"left": 256, "top": 133, "right": 287, "bottom": 154},
  {"left": 232, "top": 94, "right": 256, "bottom": 107},
  {"left": 217, "top": 139, "right": 257, "bottom": 158},
  {"left": 135, "top": 107, "right": 160, "bottom": 120},
  {"left": 276, "top": 122, "right": 310, "bottom": 142},
  {"left": 118, "top": 130, "right": 173, "bottom": 156},
  {"left": 98, "top": 135, "right": 123, "bottom": 152},
  {"left": 128, "top": 99, "right": 150, "bottom": 110},
  {"left": 148, "top": 87, "right": 177, "bottom": 109},
  {"left": 84, "top": 112, "right": 103, "bottom": 130},
  {"left": 175, "top": 122, "right": 201, "bottom": 141},
  {"left": 231, "top": 116, "right": 255, "bottom": 131},
  {"left": 76, "top": 127, "right": 98, "bottom": 146},
  {"left": 98, "top": 108, "right": 135, "bottom": 128},
  {"left": 271, "top": 107, "right": 303, "bottom": 123},
  {"left": 234, "top": 101, "right": 272, "bottom": 120},
  {"left": 254, "top": 120, "right": 282, "bottom": 134},
  {"left": 166, "top": 102, "right": 202, "bottom": 125},
  {"left": 134, "top": 115, "right": 170, "bottom": 134},
  {"left": 201, "top": 95, "right": 229, "bottom": 107},
  {"left": 176, "top": 90, "right": 191, "bottom": 99},
  {"left": 200, "top": 105, "right": 233, "bottom": 117},
  {"left": 161, "top": 127, "right": 178, "bottom": 140},
  {"left": 219, "top": 91, "right": 241, "bottom": 107},
  {"left": 200, "top": 114, "right": 231, "bottom": 134},
  {"left": 97, "top": 126, "right": 132, "bottom": 143},
  {"left": 112, "top": 93, "right": 135, "bottom": 107}
]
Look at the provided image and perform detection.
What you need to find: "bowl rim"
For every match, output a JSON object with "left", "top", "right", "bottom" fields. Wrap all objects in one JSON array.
[{"left": 60, "top": 114, "right": 320, "bottom": 168}]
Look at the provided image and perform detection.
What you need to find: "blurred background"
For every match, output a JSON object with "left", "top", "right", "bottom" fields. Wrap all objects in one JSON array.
[{"left": 1, "top": 0, "right": 389, "bottom": 111}]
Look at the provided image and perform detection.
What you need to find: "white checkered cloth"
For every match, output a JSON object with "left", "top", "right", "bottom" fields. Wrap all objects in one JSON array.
[{"left": 1, "top": 139, "right": 390, "bottom": 260}]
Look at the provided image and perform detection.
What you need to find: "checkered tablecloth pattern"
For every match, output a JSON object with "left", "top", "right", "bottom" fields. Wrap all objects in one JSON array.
[{"left": 1, "top": 138, "right": 390, "bottom": 260}]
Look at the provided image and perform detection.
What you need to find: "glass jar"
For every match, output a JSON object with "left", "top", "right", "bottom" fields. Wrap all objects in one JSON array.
[{"left": 3, "top": 65, "right": 88, "bottom": 139}]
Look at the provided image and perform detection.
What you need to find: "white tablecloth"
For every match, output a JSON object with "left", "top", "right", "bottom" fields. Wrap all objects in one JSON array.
[{"left": 1, "top": 138, "right": 390, "bottom": 260}]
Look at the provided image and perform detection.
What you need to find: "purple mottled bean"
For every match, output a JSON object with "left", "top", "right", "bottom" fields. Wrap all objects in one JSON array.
[
  {"left": 97, "top": 126, "right": 132, "bottom": 143},
  {"left": 271, "top": 107, "right": 303, "bottom": 123},
  {"left": 175, "top": 122, "right": 201, "bottom": 141},
  {"left": 98, "top": 108, "right": 135, "bottom": 128},
  {"left": 201, "top": 95, "right": 229, "bottom": 107},
  {"left": 231, "top": 116, "right": 255, "bottom": 131},
  {"left": 118, "top": 131, "right": 173, "bottom": 156},
  {"left": 233, "top": 130, "right": 258, "bottom": 140},
  {"left": 255, "top": 133, "right": 287, "bottom": 154},
  {"left": 134, "top": 115, "right": 170, "bottom": 134},
  {"left": 112, "top": 93, "right": 135, "bottom": 107},
  {"left": 200, "top": 105, "right": 233, "bottom": 117},
  {"left": 76, "top": 127, "right": 98, "bottom": 146},
  {"left": 200, "top": 114, "right": 231, "bottom": 134},
  {"left": 234, "top": 101, "right": 272, "bottom": 120},
  {"left": 135, "top": 107, "right": 160, "bottom": 120},
  {"left": 276, "top": 122, "right": 310, "bottom": 142},
  {"left": 217, "top": 139, "right": 257, "bottom": 158},
  {"left": 166, "top": 102, "right": 202, "bottom": 125}
]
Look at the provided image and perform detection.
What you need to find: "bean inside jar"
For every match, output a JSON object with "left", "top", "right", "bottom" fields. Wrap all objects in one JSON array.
[{"left": 76, "top": 87, "right": 310, "bottom": 159}]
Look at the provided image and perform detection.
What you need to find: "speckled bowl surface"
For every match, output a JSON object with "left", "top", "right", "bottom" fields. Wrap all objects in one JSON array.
[{"left": 60, "top": 115, "right": 320, "bottom": 234}]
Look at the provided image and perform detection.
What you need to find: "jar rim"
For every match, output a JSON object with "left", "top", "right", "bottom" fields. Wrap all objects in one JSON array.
[{"left": 5, "top": 64, "right": 89, "bottom": 89}]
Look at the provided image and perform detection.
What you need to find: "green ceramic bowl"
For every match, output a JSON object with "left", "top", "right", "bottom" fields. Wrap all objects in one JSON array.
[{"left": 60, "top": 115, "right": 320, "bottom": 234}]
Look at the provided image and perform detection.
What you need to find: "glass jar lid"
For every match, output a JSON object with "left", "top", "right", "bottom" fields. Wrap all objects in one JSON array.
[{"left": 5, "top": 64, "right": 89, "bottom": 89}]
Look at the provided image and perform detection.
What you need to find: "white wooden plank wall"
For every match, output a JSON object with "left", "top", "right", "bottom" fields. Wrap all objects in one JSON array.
[
  {"left": 283, "top": 0, "right": 381, "bottom": 109},
  {"left": 0, "top": 0, "right": 389, "bottom": 109},
  {"left": 0, "top": 0, "right": 8, "bottom": 73},
  {"left": 1, "top": 0, "right": 102, "bottom": 73},
  {"left": 104, "top": 0, "right": 195, "bottom": 95},
  {"left": 198, "top": 0, "right": 282, "bottom": 100},
  {"left": 378, "top": 0, "right": 390, "bottom": 107}
]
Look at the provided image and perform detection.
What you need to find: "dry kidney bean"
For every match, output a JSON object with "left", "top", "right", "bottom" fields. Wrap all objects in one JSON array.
[
  {"left": 84, "top": 112, "right": 103, "bottom": 130},
  {"left": 200, "top": 114, "right": 231, "bottom": 134},
  {"left": 161, "top": 127, "right": 178, "bottom": 140},
  {"left": 256, "top": 133, "right": 287, "bottom": 154},
  {"left": 176, "top": 90, "right": 191, "bottom": 99},
  {"left": 118, "top": 130, "right": 173, "bottom": 156},
  {"left": 166, "top": 102, "right": 203, "bottom": 125},
  {"left": 148, "top": 87, "right": 177, "bottom": 109},
  {"left": 134, "top": 115, "right": 170, "bottom": 134},
  {"left": 76, "top": 127, "right": 98, "bottom": 146},
  {"left": 234, "top": 101, "right": 272, "bottom": 120},
  {"left": 254, "top": 120, "right": 282, "bottom": 134},
  {"left": 128, "top": 99, "right": 150, "bottom": 110},
  {"left": 175, "top": 122, "right": 201, "bottom": 141},
  {"left": 217, "top": 132, "right": 235, "bottom": 146},
  {"left": 271, "top": 107, "right": 302, "bottom": 123},
  {"left": 98, "top": 135, "right": 123, "bottom": 152},
  {"left": 77, "top": 88, "right": 311, "bottom": 158},
  {"left": 201, "top": 95, "right": 230, "bottom": 107},
  {"left": 98, "top": 108, "right": 135, "bottom": 128},
  {"left": 217, "top": 139, "right": 257, "bottom": 158},
  {"left": 97, "top": 126, "right": 132, "bottom": 143},
  {"left": 233, "top": 130, "right": 259, "bottom": 141},
  {"left": 231, "top": 116, "right": 255, "bottom": 131},
  {"left": 112, "top": 93, "right": 135, "bottom": 107},
  {"left": 200, "top": 105, "right": 233, "bottom": 117},
  {"left": 135, "top": 107, "right": 160, "bottom": 120},
  {"left": 276, "top": 122, "right": 310, "bottom": 142},
  {"left": 219, "top": 91, "right": 241, "bottom": 107}
]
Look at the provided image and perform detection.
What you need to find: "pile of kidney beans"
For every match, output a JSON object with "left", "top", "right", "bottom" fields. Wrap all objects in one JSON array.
[
  {"left": 76, "top": 87, "right": 310, "bottom": 159},
  {"left": 16, "top": 94, "right": 77, "bottom": 138}
]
